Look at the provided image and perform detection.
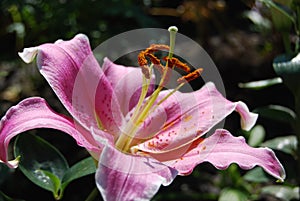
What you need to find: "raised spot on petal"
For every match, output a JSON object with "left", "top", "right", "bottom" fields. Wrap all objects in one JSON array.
[
  {"left": 183, "top": 115, "right": 192, "bottom": 122},
  {"left": 147, "top": 141, "right": 155, "bottom": 148}
]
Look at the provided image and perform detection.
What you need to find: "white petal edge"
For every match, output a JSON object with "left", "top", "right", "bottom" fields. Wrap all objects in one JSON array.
[{"left": 18, "top": 47, "right": 39, "bottom": 63}]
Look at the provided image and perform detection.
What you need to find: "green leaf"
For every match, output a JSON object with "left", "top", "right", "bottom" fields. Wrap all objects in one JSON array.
[
  {"left": 38, "top": 170, "right": 62, "bottom": 199},
  {"left": 61, "top": 157, "right": 96, "bottom": 190},
  {"left": 238, "top": 77, "right": 282, "bottom": 90},
  {"left": 247, "top": 125, "right": 265, "bottom": 147},
  {"left": 261, "top": 135, "right": 297, "bottom": 156},
  {"left": 253, "top": 105, "right": 296, "bottom": 124},
  {"left": 243, "top": 167, "right": 270, "bottom": 183},
  {"left": 261, "top": 185, "right": 299, "bottom": 201},
  {"left": 14, "top": 134, "right": 68, "bottom": 199},
  {"left": 273, "top": 54, "right": 300, "bottom": 98},
  {"left": 219, "top": 188, "right": 248, "bottom": 201},
  {"left": 258, "top": 0, "right": 294, "bottom": 26},
  {"left": 0, "top": 191, "right": 25, "bottom": 201}
]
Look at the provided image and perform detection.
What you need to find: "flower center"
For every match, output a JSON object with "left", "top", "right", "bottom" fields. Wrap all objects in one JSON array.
[{"left": 115, "top": 26, "right": 203, "bottom": 153}]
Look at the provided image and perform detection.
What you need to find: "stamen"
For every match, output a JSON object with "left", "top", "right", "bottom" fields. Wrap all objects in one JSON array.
[
  {"left": 133, "top": 65, "right": 153, "bottom": 118},
  {"left": 153, "top": 63, "right": 165, "bottom": 74},
  {"left": 149, "top": 82, "right": 185, "bottom": 115},
  {"left": 147, "top": 44, "right": 169, "bottom": 54},
  {"left": 146, "top": 53, "right": 161, "bottom": 65},
  {"left": 177, "top": 68, "right": 203, "bottom": 84},
  {"left": 145, "top": 53, "right": 165, "bottom": 74},
  {"left": 163, "top": 57, "right": 191, "bottom": 72},
  {"left": 141, "top": 65, "right": 151, "bottom": 79},
  {"left": 163, "top": 57, "right": 175, "bottom": 68},
  {"left": 138, "top": 50, "right": 151, "bottom": 79},
  {"left": 160, "top": 66, "right": 172, "bottom": 87},
  {"left": 94, "top": 110, "right": 104, "bottom": 130},
  {"left": 138, "top": 50, "right": 147, "bottom": 66}
]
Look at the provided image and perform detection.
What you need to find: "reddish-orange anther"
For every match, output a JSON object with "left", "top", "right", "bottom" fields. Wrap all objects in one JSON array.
[
  {"left": 145, "top": 53, "right": 161, "bottom": 65},
  {"left": 138, "top": 50, "right": 151, "bottom": 79},
  {"left": 147, "top": 44, "right": 169, "bottom": 54},
  {"left": 138, "top": 51, "right": 148, "bottom": 67},
  {"left": 177, "top": 68, "right": 203, "bottom": 84},
  {"left": 138, "top": 44, "right": 170, "bottom": 78},
  {"left": 164, "top": 57, "right": 191, "bottom": 72},
  {"left": 138, "top": 44, "right": 203, "bottom": 84}
]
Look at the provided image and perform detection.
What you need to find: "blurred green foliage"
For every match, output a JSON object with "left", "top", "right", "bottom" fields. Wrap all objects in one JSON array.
[{"left": 0, "top": 0, "right": 158, "bottom": 60}]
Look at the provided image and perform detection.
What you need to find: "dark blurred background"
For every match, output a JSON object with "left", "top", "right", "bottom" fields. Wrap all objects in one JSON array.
[{"left": 0, "top": 0, "right": 296, "bottom": 200}]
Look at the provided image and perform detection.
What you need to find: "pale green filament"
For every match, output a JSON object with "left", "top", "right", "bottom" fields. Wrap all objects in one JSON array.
[
  {"left": 115, "top": 64, "right": 153, "bottom": 150},
  {"left": 149, "top": 82, "right": 185, "bottom": 114},
  {"left": 115, "top": 26, "right": 180, "bottom": 152},
  {"left": 131, "top": 64, "right": 153, "bottom": 120},
  {"left": 94, "top": 110, "right": 104, "bottom": 130}
]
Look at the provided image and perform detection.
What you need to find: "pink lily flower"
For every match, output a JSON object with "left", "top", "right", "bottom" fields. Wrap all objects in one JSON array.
[{"left": 0, "top": 30, "right": 285, "bottom": 201}]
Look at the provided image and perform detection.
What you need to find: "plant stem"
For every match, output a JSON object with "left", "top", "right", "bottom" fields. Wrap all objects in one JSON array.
[{"left": 85, "top": 187, "right": 99, "bottom": 201}]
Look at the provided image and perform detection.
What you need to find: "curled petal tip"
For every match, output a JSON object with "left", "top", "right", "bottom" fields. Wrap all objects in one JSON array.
[
  {"left": 18, "top": 47, "right": 38, "bottom": 63},
  {"left": 265, "top": 147, "right": 286, "bottom": 182},
  {"left": 275, "top": 171, "right": 285, "bottom": 183},
  {"left": 54, "top": 39, "right": 64, "bottom": 44},
  {"left": 74, "top": 33, "right": 89, "bottom": 40},
  {"left": 279, "top": 167, "right": 286, "bottom": 182},
  {"left": 242, "top": 112, "right": 258, "bottom": 131},
  {"left": 236, "top": 101, "right": 258, "bottom": 131},
  {"left": 1, "top": 156, "right": 20, "bottom": 169}
]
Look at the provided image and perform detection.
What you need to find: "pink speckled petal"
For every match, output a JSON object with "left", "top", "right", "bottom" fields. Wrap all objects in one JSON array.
[
  {"left": 0, "top": 97, "right": 100, "bottom": 168},
  {"left": 19, "top": 34, "right": 124, "bottom": 135},
  {"left": 166, "top": 129, "right": 285, "bottom": 182},
  {"left": 95, "top": 143, "right": 177, "bottom": 201},
  {"left": 132, "top": 82, "right": 258, "bottom": 153}
]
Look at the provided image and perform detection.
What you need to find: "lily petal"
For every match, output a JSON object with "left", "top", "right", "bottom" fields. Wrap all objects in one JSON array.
[
  {"left": 167, "top": 129, "right": 286, "bottom": 182},
  {"left": 0, "top": 97, "right": 100, "bottom": 168},
  {"left": 102, "top": 58, "right": 155, "bottom": 116},
  {"left": 132, "top": 82, "right": 258, "bottom": 153},
  {"left": 96, "top": 143, "right": 177, "bottom": 201},
  {"left": 18, "top": 34, "right": 124, "bottom": 134}
]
